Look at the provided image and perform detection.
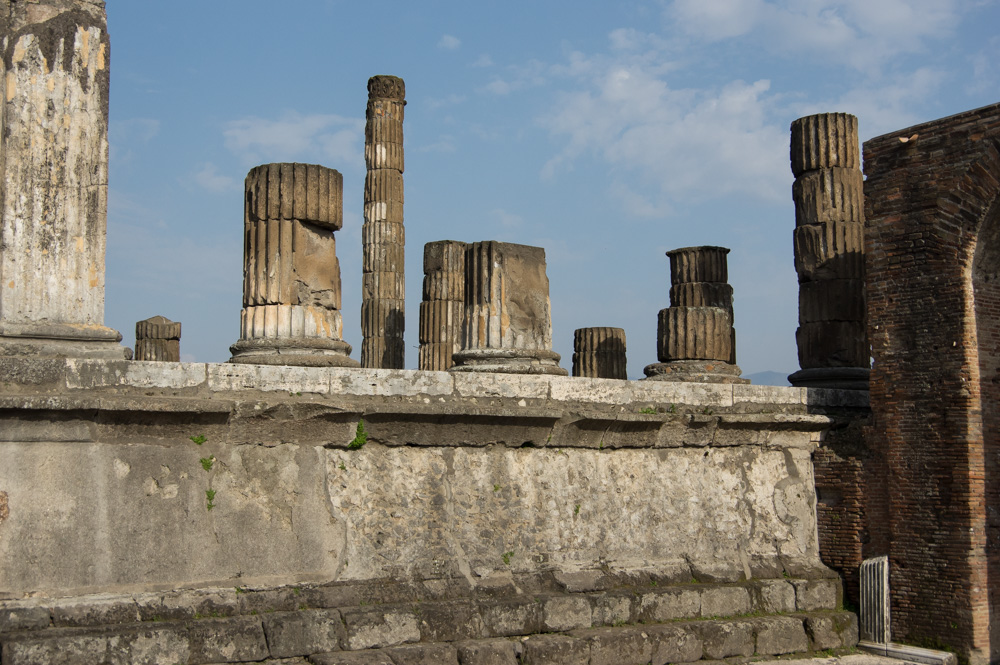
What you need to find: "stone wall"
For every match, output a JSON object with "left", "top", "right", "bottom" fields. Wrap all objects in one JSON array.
[{"left": 863, "top": 101, "right": 1000, "bottom": 663}]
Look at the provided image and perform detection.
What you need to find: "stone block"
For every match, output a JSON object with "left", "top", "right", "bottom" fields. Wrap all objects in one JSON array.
[
  {"left": 478, "top": 599, "right": 543, "bottom": 637},
  {"left": 362, "top": 220, "right": 405, "bottom": 246},
  {"left": 48, "top": 595, "right": 140, "bottom": 627},
  {"left": 750, "top": 616, "right": 809, "bottom": 655},
  {"left": 0, "top": 604, "right": 50, "bottom": 632},
  {"left": 424, "top": 240, "right": 467, "bottom": 274},
  {"left": 312, "top": 650, "right": 395, "bottom": 665},
  {"left": 364, "top": 242, "right": 406, "bottom": 274},
  {"left": 418, "top": 300, "right": 463, "bottom": 344},
  {"left": 636, "top": 588, "right": 700, "bottom": 622},
  {"left": 452, "top": 372, "right": 552, "bottom": 399},
  {"left": 590, "top": 592, "right": 635, "bottom": 626},
  {"left": 700, "top": 586, "right": 751, "bottom": 618},
  {"left": 423, "top": 271, "right": 465, "bottom": 302},
  {"left": 363, "top": 271, "right": 406, "bottom": 300},
  {"left": 521, "top": 634, "right": 588, "bottom": 665},
  {"left": 794, "top": 579, "right": 839, "bottom": 611},
  {"left": 366, "top": 105, "right": 405, "bottom": 145},
  {"left": 383, "top": 643, "right": 460, "bottom": 665},
  {"left": 455, "top": 639, "right": 519, "bottom": 665},
  {"left": 134, "top": 316, "right": 181, "bottom": 362},
  {"left": 0, "top": 627, "right": 114, "bottom": 665},
  {"left": 668, "top": 246, "right": 729, "bottom": 284},
  {"left": 804, "top": 614, "right": 847, "bottom": 650},
  {"left": 574, "top": 626, "right": 653, "bottom": 665},
  {"left": 669, "top": 282, "right": 734, "bottom": 310},
  {"left": 361, "top": 336, "right": 406, "bottom": 371},
  {"left": 186, "top": 615, "right": 269, "bottom": 663},
  {"left": 750, "top": 580, "right": 797, "bottom": 614},
  {"left": 646, "top": 624, "right": 703, "bottom": 664},
  {"left": 541, "top": 594, "right": 592, "bottom": 631},
  {"left": 793, "top": 222, "right": 865, "bottom": 281},
  {"left": 364, "top": 198, "right": 404, "bottom": 225},
  {"left": 572, "top": 327, "right": 627, "bottom": 379},
  {"left": 245, "top": 162, "right": 343, "bottom": 229},
  {"left": 341, "top": 607, "right": 420, "bottom": 650},
  {"left": 207, "top": 363, "right": 331, "bottom": 394},
  {"left": 329, "top": 367, "right": 452, "bottom": 397},
  {"left": 657, "top": 307, "right": 733, "bottom": 362},
  {"left": 790, "top": 113, "right": 859, "bottom": 176},
  {"left": 689, "top": 620, "right": 755, "bottom": 659},
  {"left": 135, "top": 588, "right": 240, "bottom": 622},
  {"left": 362, "top": 299, "right": 406, "bottom": 338},
  {"left": 416, "top": 600, "right": 485, "bottom": 642},
  {"left": 366, "top": 141, "right": 405, "bottom": 172},
  {"left": 262, "top": 609, "right": 344, "bottom": 657},
  {"left": 798, "top": 279, "right": 865, "bottom": 323},
  {"left": 792, "top": 167, "right": 864, "bottom": 225},
  {"left": 66, "top": 359, "right": 207, "bottom": 390}
]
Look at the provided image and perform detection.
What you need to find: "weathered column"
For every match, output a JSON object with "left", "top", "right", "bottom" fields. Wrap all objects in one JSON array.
[
  {"left": 135, "top": 316, "right": 180, "bottom": 362},
  {"left": 230, "top": 163, "right": 358, "bottom": 367},
  {"left": 0, "top": 0, "right": 126, "bottom": 358},
  {"left": 644, "top": 246, "right": 747, "bottom": 383},
  {"left": 418, "top": 240, "right": 466, "bottom": 370},
  {"left": 572, "top": 327, "right": 627, "bottom": 379},
  {"left": 361, "top": 75, "right": 405, "bottom": 369},
  {"left": 788, "top": 113, "right": 869, "bottom": 389},
  {"left": 451, "top": 241, "right": 567, "bottom": 375}
]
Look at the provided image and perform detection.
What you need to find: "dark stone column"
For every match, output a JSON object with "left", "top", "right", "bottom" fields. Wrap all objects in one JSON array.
[
  {"left": 135, "top": 316, "right": 181, "bottom": 362},
  {"left": 572, "top": 327, "right": 627, "bottom": 379},
  {"left": 644, "top": 246, "right": 747, "bottom": 383},
  {"left": 419, "top": 240, "right": 466, "bottom": 371},
  {"left": 788, "top": 113, "right": 869, "bottom": 390}
]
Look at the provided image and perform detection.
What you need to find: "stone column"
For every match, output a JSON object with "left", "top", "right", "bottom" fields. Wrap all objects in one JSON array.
[
  {"left": 451, "top": 241, "right": 567, "bottom": 375},
  {"left": 788, "top": 113, "right": 869, "bottom": 390},
  {"left": 230, "top": 163, "right": 358, "bottom": 367},
  {"left": 361, "top": 75, "right": 406, "bottom": 369},
  {"left": 573, "top": 327, "right": 627, "bottom": 379},
  {"left": 644, "top": 246, "right": 747, "bottom": 383},
  {"left": 0, "top": 0, "right": 126, "bottom": 358},
  {"left": 418, "top": 240, "right": 466, "bottom": 371},
  {"left": 135, "top": 316, "right": 180, "bottom": 362}
]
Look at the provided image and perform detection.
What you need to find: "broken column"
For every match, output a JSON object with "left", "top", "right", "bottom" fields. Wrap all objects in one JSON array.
[
  {"left": 418, "top": 240, "right": 466, "bottom": 371},
  {"left": 361, "top": 75, "right": 406, "bottom": 369},
  {"left": 0, "top": 1, "right": 126, "bottom": 358},
  {"left": 135, "top": 316, "right": 181, "bottom": 362},
  {"left": 450, "top": 241, "right": 567, "bottom": 375},
  {"left": 788, "top": 113, "right": 869, "bottom": 390},
  {"left": 230, "top": 163, "right": 359, "bottom": 367},
  {"left": 573, "top": 328, "right": 627, "bottom": 379},
  {"left": 644, "top": 246, "right": 747, "bottom": 383}
]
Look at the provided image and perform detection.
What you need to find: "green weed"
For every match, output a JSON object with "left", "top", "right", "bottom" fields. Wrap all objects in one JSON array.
[
  {"left": 348, "top": 420, "right": 367, "bottom": 450},
  {"left": 190, "top": 435, "right": 206, "bottom": 445}
]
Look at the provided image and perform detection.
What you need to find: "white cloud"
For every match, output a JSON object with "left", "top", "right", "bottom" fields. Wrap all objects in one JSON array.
[
  {"left": 478, "top": 60, "right": 548, "bottom": 95},
  {"left": 438, "top": 34, "right": 461, "bottom": 50},
  {"left": 491, "top": 208, "right": 523, "bottom": 229},
  {"left": 222, "top": 112, "right": 364, "bottom": 168},
  {"left": 192, "top": 162, "right": 238, "bottom": 193},
  {"left": 471, "top": 54, "right": 494, "bottom": 68}
]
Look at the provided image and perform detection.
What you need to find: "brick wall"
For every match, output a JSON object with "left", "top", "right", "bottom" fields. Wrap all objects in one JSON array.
[{"left": 863, "top": 102, "right": 1000, "bottom": 664}]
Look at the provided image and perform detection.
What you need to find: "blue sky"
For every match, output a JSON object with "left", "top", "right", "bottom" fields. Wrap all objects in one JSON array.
[{"left": 105, "top": 0, "right": 1000, "bottom": 381}]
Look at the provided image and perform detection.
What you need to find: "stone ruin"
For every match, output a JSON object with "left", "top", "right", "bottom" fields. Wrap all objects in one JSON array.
[{"left": 3, "top": 1, "right": 999, "bottom": 663}]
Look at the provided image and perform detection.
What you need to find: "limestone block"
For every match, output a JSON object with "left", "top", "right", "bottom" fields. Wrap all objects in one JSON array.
[
  {"left": 648, "top": 624, "right": 704, "bottom": 663},
  {"left": 365, "top": 103, "right": 405, "bottom": 146},
  {"left": 455, "top": 639, "right": 518, "bottom": 665},
  {"left": 363, "top": 242, "right": 405, "bottom": 273},
  {"left": 793, "top": 578, "right": 840, "bottom": 611},
  {"left": 575, "top": 627, "right": 653, "bottom": 665},
  {"left": 187, "top": 616, "right": 269, "bottom": 662},
  {"left": 312, "top": 650, "right": 395, "bottom": 665},
  {"left": 541, "top": 595, "right": 592, "bottom": 632},
  {"left": 363, "top": 271, "right": 406, "bottom": 300},
  {"left": 790, "top": 113, "right": 859, "bottom": 176},
  {"left": 796, "top": 321, "right": 869, "bottom": 368},
  {"left": 751, "top": 616, "right": 809, "bottom": 655},
  {"left": 690, "top": 620, "right": 755, "bottom": 659},
  {"left": 262, "top": 609, "right": 345, "bottom": 657},
  {"left": 48, "top": 596, "right": 139, "bottom": 627},
  {"left": 134, "top": 316, "right": 181, "bottom": 362},
  {"left": 240, "top": 304, "right": 344, "bottom": 340},
  {"left": 362, "top": 220, "right": 405, "bottom": 246},
  {"left": 657, "top": 307, "right": 734, "bottom": 361},
  {"left": 341, "top": 607, "right": 420, "bottom": 650},
  {"left": 793, "top": 222, "right": 865, "bottom": 281},
  {"left": 419, "top": 300, "right": 464, "bottom": 344},
  {"left": 700, "top": 586, "right": 752, "bottom": 617},
  {"left": 572, "top": 327, "right": 627, "bottom": 379},
  {"left": 423, "top": 271, "right": 464, "bottom": 302},
  {"left": 244, "top": 217, "right": 342, "bottom": 308},
  {"left": 804, "top": 614, "right": 858, "bottom": 650},
  {"left": 366, "top": 140, "right": 405, "bottom": 172},
  {"left": 667, "top": 246, "right": 729, "bottom": 284},
  {"left": 479, "top": 599, "right": 543, "bottom": 637},
  {"left": 635, "top": 588, "right": 700, "bottom": 622},
  {"left": 364, "top": 172, "right": 404, "bottom": 224},
  {"left": 424, "top": 239, "right": 467, "bottom": 274},
  {"left": 793, "top": 167, "right": 864, "bottom": 225},
  {"left": 415, "top": 600, "right": 484, "bottom": 642},
  {"left": 383, "top": 643, "right": 460, "bottom": 665},
  {"left": 798, "top": 279, "right": 865, "bottom": 323},
  {"left": 0, "top": 605, "right": 50, "bottom": 632},
  {"left": 521, "top": 634, "right": 588, "bottom": 664},
  {"left": 245, "top": 163, "right": 344, "bottom": 230},
  {"left": 669, "top": 282, "right": 734, "bottom": 310},
  {"left": 591, "top": 592, "right": 635, "bottom": 626}
]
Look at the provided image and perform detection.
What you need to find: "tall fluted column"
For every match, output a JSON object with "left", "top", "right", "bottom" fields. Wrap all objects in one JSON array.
[
  {"left": 644, "top": 246, "right": 747, "bottom": 383},
  {"left": 230, "top": 163, "right": 358, "bottom": 367},
  {"left": 451, "top": 241, "right": 567, "bottom": 375},
  {"left": 361, "top": 75, "right": 406, "bottom": 369},
  {"left": 135, "top": 316, "right": 180, "bottom": 362},
  {"left": 419, "top": 240, "right": 466, "bottom": 370},
  {"left": 0, "top": 1, "right": 126, "bottom": 358},
  {"left": 573, "top": 327, "right": 627, "bottom": 379},
  {"left": 788, "top": 113, "right": 869, "bottom": 390}
]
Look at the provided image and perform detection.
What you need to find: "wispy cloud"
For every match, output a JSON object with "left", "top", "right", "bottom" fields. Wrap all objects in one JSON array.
[
  {"left": 438, "top": 34, "right": 461, "bottom": 50},
  {"left": 470, "top": 54, "right": 494, "bottom": 68},
  {"left": 222, "top": 112, "right": 364, "bottom": 169},
  {"left": 192, "top": 162, "right": 239, "bottom": 193}
]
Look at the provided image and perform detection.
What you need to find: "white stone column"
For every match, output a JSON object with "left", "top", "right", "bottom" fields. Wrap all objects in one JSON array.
[{"left": 0, "top": 0, "right": 125, "bottom": 358}]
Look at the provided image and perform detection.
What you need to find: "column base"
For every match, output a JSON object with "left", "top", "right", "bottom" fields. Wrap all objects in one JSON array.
[
  {"left": 788, "top": 367, "right": 869, "bottom": 390},
  {"left": 0, "top": 322, "right": 128, "bottom": 359},
  {"left": 642, "top": 359, "right": 748, "bottom": 384},
  {"left": 229, "top": 338, "right": 360, "bottom": 368},
  {"left": 450, "top": 348, "right": 568, "bottom": 376}
]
